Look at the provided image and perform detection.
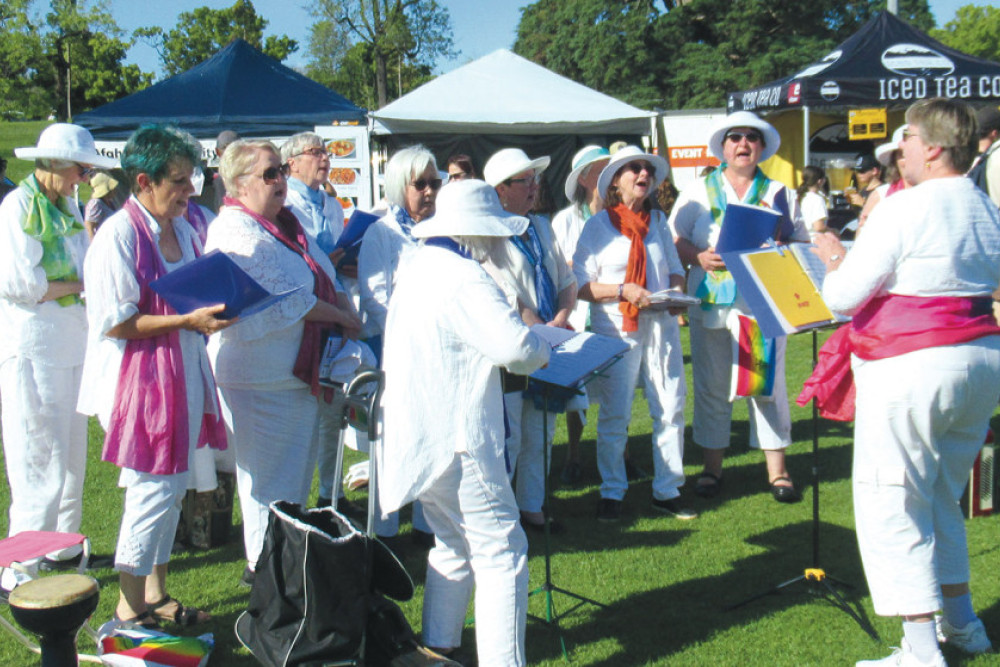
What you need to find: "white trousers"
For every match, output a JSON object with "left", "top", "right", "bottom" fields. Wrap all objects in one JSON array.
[
  {"left": 688, "top": 319, "right": 791, "bottom": 450},
  {"left": 218, "top": 386, "right": 319, "bottom": 567},
  {"left": 115, "top": 469, "right": 188, "bottom": 576},
  {"left": 589, "top": 315, "right": 686, "bottom": 501},
  {"left": 852, "top": 338, "right": 1000, "bottom": 617},
  {"left": 504, "top": 391, "right": 557, "bottom": 513},
  {"left": 419, "top": 452, "right": 528, "bottom": 667},
  {"left": 0, "top": 357, "right": 87, "bottom": 558}
]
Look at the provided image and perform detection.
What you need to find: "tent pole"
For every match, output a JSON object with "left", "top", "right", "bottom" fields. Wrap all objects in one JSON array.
[{"left": 803, "top": 106, "right": 811, "bottom": 169}]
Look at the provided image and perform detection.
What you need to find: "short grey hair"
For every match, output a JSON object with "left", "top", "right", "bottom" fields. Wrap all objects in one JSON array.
[
  {"left": 220, "top": 139, "right": 279, "bottom": 196},
  {"left": 280, "top": 132, "right": 324, "bottom": 163},
  {"left": 385, "top": 145, "right": 437, "bottom": 209},
  {"left": 36, "top": 158, "right": 76, "bottom": 171}
]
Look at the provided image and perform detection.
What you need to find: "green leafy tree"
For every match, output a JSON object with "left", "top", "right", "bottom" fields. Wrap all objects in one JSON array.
[
  {"left": 0, "top": 0, "right": 47, "bottom": 119},
  {"left": 137, "top": 0, "right": 298, "bottom": 77},
  {"left": 307, "top": 0, "right": 455, "bottom": 108},
  {"left": 933, "top": 5, "right": 1000, "bottom": 63}
]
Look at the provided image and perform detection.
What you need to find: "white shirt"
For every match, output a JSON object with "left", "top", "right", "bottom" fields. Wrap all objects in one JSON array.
[
  {"left": 378, "top": 244, "right": 550, "bottom": 514},
  {"left": 284, "top": 181, "right": 345, "bottom": 256},
  {"left": 357, "top": 212, "right": 415, "bottom": 337},
  {"left": 551, "top": 204, "right": 592, "bottom": 331},
  {"left": 0, "top": 185, "right": 89, "bottom": 366},
  {"left": 823, "top": 177, "right": 1000, "bottom": 315},
  {"left": 572, "top": 209, "right": 684, "bottom": 336},
  {"left": 800, "top": 191, "right": 828, "bottom": 232},
  {"left": 487, "top": 214, "right": 576, "bottom": 317},
  {"left": 205, "top": 207, "right": 340, "bottom": 389}
]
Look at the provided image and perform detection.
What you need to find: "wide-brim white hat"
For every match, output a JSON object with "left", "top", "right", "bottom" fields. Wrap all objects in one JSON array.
[
  {"left": 483, "top": 148, "right": 551, "bottom": 187},
  {"left": 412, "top": 179, "right": 529, "bottom": 239},
  {"left": 876, "top": 125, "right": 908, "bottom": 166},
  {"left": 596, "top": 146, "right": 669, "bottom": 200},
  {"left": 707, "top": 111, "right": 781, "bottom": 163},
  {"left": 564, "top": 145, "right": 611, "bottom": 201},
  {"left": 14, "top": 123, "right": 117, "bottom": 169}
]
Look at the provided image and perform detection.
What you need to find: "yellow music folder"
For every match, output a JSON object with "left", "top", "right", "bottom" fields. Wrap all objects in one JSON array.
[{"left": 744, "top": 250, "right": 834, "bottom": 329}]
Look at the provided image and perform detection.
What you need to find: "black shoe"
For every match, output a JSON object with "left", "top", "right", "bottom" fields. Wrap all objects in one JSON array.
[
  {"left": 411, "top": 529, "right": 436, "bottom": 550},
  {"left": 239, "top": 567, "right": 255, "bottom": 589},
  {"left": 770, "top": 477, "right": 802, "bottom": 503},
  {"left": 651, "top": 496, "right": 698, "bottom": 520},
  {"left": 625, "top": 460, "right": 649, "bottom": 481},
  {"left": 520, "top": 513, "right": 566, "bottom": 535},
  {"left": 596, "top": 498, "right": 622, "bottom": 522},
  {"left": 40, "top": 553, "right": 115, "bottom": 572},
  {"left": 693, "top": 472, "right": 723, "bottom": 499}
]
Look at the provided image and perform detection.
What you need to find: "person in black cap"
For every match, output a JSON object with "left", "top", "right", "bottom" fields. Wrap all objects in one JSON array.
[
  {"left": 968, "top": 104, "right": 1000, "bottom": 207},
  {"left": 847, "top": 153, "right": 882, "bottom": 209}
]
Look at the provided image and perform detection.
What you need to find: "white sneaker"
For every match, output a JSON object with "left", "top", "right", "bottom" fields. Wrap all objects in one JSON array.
[
  {"left": 935, "top": 616, "right": 993, "bottom": 654},
  {"left": 856, "top": 639, "right": 946, "bottom": 666}
]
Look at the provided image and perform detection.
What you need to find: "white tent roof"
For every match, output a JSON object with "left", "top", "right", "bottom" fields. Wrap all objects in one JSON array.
[{"left": 371, "top": 49, "right": 654, "bottom": 136}]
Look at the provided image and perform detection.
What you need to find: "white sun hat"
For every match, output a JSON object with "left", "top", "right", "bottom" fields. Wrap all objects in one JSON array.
[
  {"left": 14, "top": 123, "right": 117, "bottom": 169},
  {"left": 707, "top": 111, "right": 781, "bottom": 163},
  {"left": 482, "top": 148, "right": 551, "bottom": 187},
  {"left": 596, "top": 145, "right": 669, "bottom": 200},
  {"left": 875, "top": 125, "right": 908, "bottom": 166},
  {"left": 412, "top": 179, "right": 529, "bottom": 239},
  {"left": 564, "top": 145, "right": 611, "bottom": 201}
]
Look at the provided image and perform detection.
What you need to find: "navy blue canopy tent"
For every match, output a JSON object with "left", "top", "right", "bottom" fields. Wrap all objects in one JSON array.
[{"left": 77, "top": 39, "right": 366, "bottom": 139}]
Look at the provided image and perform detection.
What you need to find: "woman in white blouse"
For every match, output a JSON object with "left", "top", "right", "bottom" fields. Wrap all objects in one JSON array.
[{"left": 206, "top": 140, "right": 361, "bottom": 585}]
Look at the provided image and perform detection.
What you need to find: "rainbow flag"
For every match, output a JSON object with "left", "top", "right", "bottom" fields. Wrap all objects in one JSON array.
[
  {"left": 101, "top": 633, "right": 212, "bottom": 667},
  {"left": 729, "top": 313, "right": 776, "bottom": 399}
]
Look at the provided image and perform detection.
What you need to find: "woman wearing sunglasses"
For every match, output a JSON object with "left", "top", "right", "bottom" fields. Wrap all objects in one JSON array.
[
  {"left": 572, "top": 146, "right": 692, "bottom": 523},
  {"left": 205, "top": 139, "right": 362, "bottom": 584},
  {"left": 483, "top": 147, "right": 578, "bottom": 533},
  {"left": 357, "top": 144, "right": 440, "bottom": 544},
  {"left": 0, "top": 124, "right": 116, "bottom": 588},
  {"left": 668, "top": 111, "right": 809, "bottom": 503}
]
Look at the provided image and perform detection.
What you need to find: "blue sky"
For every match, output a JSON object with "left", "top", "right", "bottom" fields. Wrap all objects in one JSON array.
[{"left": 106, "top": 0, "right": 980, "bottom": 79}]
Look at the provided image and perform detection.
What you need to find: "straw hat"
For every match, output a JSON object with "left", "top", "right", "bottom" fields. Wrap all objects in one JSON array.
[
  {"left": 89, "top": 172, "right": 119, "bottom": 199},
  {"left": 564, "top": 145, "right": 610, "bottom": 201},
  {"left": 412, "top": 179, "right": 528, "bottom": 239},
  {"left": 483, "top": 148, "right": 550, "bottom": 187},
  {"left": 707, "top": 111, "right": 781, "bottom": 163},
  {"left": 14, "top": 123, "right": 116, "bottom": 169},
  {"left": 596, "top": 145, "right": 668, "bottom": 200},
  {"left": 875, "top": 125, "right": 908, "bottom": 166}
]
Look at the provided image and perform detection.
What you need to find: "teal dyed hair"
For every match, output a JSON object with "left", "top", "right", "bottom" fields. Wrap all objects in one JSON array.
[{"left": 121, "top": 124, "right": 201, "bottom": 192}]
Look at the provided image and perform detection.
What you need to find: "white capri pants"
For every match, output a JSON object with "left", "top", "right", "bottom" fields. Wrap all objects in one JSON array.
[
  {"left": 688, "top": 317, "right": 791, "bottom": 450},
  {"left": 0, "top": 357, "right": 87, "bottom": 558},
  {"left": 218, "top": 385, "right": 319, "bottom": 568},
  {"left": 504, "top": 390, "right": 557, "bottom": 514},
  {"left": 419, "top": 452, "right": 528, "bottom": 667},
  {"left": 852, "top": 338, "right": 1000, "bottom": 617},
  {"left": 115, "top": 469, "right": 188, "bottom": 576},
  {"left": 588, "top": 313, "right": 686, "bottom": 502}
]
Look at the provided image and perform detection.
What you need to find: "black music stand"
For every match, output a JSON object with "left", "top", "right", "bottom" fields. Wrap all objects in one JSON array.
[
  {"left": 727, "top": 327, "right": 878, "bottom": 641},
  {"left": 523, "top": 329, "right": 628, "bottom": 659}
]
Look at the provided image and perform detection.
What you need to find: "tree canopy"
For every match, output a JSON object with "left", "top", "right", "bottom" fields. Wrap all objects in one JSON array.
[
  {"left": 514, "top": 0, "right": 936, "bottom": 110},
  {"left": 306, "top": 0, "right": 456, "bottom": 108},
  {"left": 136, "top": 0, "right": 298, "bottom": 77},
  {"left": 1, "top": 0, "right": 152, "bottom": 121},
  {"left": 932, "top": 5, "right": 1000, "bottom": 64}
]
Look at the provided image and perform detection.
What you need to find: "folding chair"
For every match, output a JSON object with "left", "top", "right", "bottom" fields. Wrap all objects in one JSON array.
[{"left": 0, "top": 531, "right": 102, "bottom": 663}]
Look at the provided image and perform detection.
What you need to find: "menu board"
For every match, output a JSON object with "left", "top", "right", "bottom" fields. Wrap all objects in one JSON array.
[{"left": 314, "top": 125, "right": 372, "bottom": 214}]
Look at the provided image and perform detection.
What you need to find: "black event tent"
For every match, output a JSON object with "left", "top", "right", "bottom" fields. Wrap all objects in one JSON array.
[
  {"left": 77, "top": 39, "right": 366, "bottom": 139},
  {"left": 727, "top": 10, "right": 1000, "bottom": 114}
]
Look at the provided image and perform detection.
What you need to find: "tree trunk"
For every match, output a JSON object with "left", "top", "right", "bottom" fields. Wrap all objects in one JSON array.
[{"left": 375, "top": 48, "right": 388, "bottom": 108}]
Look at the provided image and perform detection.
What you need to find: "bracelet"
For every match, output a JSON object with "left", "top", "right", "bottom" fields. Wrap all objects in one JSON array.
[{"left": 617, "top": 283, "right": 625, "bottom": 301}]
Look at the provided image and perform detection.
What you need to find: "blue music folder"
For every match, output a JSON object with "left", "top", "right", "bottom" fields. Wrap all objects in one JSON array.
[
  {"left": 334, "top": 209, "right": 381, "bottom": 251},
  {"left": 150, "top": 249, "right": 304, "bottom": 320},
  {"left": 715, "top": 203, "right": 785, "bottom": 253}
]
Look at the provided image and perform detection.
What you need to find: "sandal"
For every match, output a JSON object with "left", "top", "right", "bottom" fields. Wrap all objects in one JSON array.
[
  {"left": 147, "top": 595, "right": 212, "bottom": 627},
  {"left": 114, "top": 610, "right": 162, "bottom": 631},
  {"left": 693, "top": 472, "right": 723, "bottom": 498},
  {"left": 769, "top": 476, "right": 802, "bottom": 504}
]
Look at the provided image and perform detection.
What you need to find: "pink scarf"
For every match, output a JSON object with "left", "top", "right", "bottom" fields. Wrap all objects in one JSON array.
[
  {"left": 223, "top": 197, "right": 339, "bottom": 401},
  {"left": 102, "top": 198, "right": 227, "bottom": 475},
  {"left": 798, "top": 294, "right": 1000, "bottom": 421}
]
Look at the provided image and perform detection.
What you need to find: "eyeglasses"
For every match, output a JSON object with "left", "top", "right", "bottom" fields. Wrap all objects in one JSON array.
[
  {"left": 725, "top": 131, "right": 763, "bottom": 144},
  {"left": 75, "top": 163, "right": 95, "bottom": 180},
  {"left": 409, "top": 177, "right": 443, "bottom": 192},
  {"left": 448, "top": 171, "right": 470, "bottom": 181},
  {"left": 902, "top": 129, "right": 921, "bottom": 142},
  {"left": 623, "top": 161, "right": 654, "bottom": 175},
  {"left": 505, "top": 174, "right": 539, "bottom": 186},
  {"left": 258, "top": 164, "right": 289, "bottom": 184},
  {"left": 291, "top": 147, "right": 328, "bottom": 159}
]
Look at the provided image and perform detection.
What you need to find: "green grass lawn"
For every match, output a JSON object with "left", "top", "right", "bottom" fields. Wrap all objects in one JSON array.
[{"left": 1, "top": 328, "right": 998, "bottom": 666}]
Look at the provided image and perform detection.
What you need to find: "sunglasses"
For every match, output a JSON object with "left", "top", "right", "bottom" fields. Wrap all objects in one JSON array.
[
  {"left": 901, "top": 128, "right": 921, "bottom": 142},
  {"left": 291, "top": 147, "right": 328, "bottom": 159},
  {"left": 505, "top": 174, "right": 539, "bottom": 186},
  {"left": 259, "top": 164, "right": 289, "bottom": 184},
  {"left": 448, "top": 171, "right": 470, "bottom": 181},
  {"left": 725, "top": 131, "right": 763, "bottom": 144},
  {"left": 623, "top": 161, "right": 654, "bottom": 175},
  {"left": 410, "top": 177, "right": 443, "bottom": 191},
  {"left": 75, "top": 163, "right": 95, "bottom": 180}
]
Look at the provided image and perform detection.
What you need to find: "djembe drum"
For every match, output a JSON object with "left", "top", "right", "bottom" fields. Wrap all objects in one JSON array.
[{"left": 8, "top": 573, "right": 99, "bottom": 667}]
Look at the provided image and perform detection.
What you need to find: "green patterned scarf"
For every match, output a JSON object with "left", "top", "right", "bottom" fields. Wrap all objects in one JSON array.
[
  {"left": 19, "top": 174, "right": 85, "bottom": 306},
  {"left": 695, "top": 165, "right": 771, "bottom": 309}
]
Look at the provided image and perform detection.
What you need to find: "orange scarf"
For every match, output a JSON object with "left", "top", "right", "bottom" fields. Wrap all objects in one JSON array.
[{"left": 607, "top": 203, "right": 650, "bottom": 332}]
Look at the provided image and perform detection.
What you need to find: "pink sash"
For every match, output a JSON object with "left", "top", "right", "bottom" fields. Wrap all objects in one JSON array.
[{"left": 102, "top": 198, "right": 227, "bottom": 475}]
